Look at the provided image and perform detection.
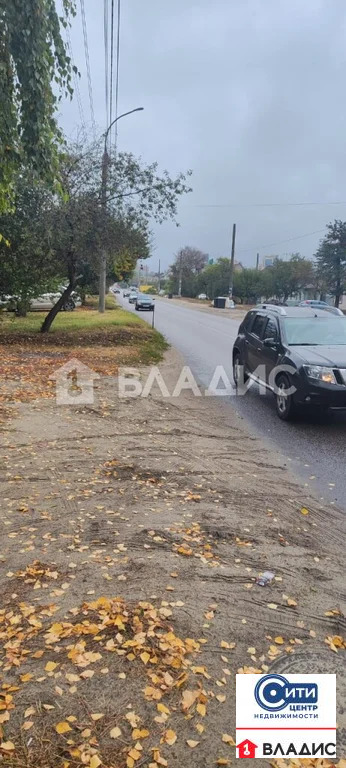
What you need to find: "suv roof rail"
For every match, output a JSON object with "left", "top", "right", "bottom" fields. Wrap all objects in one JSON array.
[{"left": 256, "top": 303, "right": 287, "bottom": 315}]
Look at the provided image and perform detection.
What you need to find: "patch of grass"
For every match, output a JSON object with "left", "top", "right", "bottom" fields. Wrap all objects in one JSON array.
[
  {"left": 0, "top": 306, "right": 142, "bottom": 335},
  {"left": 0, "top": 300, "right": 169, "bottom": 406},
  {"left": 84, "top": 294, "right": 119, "bottom": 310},
  {"left": 137, "top": 328, "right": 169, "bottom": 364}
]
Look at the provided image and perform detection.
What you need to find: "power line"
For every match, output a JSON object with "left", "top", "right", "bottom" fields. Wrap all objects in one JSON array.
[
  {"left": 114, "top": 0, "right": 121, "bottom": 148},
  {"left": 80, "top": 0, "right": 96, "bottom": 137},
  {"left": 186, "top": 200, "right": 346, "bottom": 208},
  {"left": 237, "top": 228, "right": 326, "bottom": 255},
  {"left": 66, "top": 25, "right": 87, "bottom": 138},
  {"left": 104, "top": 0, "right": 109, "bottom": 128},
  {"left": 109, "top": 0, "right": 115, "bottom": 153}
]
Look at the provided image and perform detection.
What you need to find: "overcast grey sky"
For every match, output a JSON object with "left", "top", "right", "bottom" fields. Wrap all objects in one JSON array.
[{"left": 60, "top": 0, "right": 346, "bottom": 271}]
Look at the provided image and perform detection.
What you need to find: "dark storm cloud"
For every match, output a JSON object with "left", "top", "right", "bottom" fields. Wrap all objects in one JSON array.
[{"left": 60, "top": 0, "right": 346, "bottom": 269}]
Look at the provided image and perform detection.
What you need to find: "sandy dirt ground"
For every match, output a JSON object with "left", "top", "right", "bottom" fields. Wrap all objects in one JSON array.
[
  {"left": 0, "top": 348, "right": 345, "bottom": 767},
  {"left": 155, "top": 296, "right": 247, "bottom": 320}
]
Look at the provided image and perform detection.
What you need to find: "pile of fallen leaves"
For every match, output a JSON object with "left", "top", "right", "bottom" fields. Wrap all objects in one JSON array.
[
  {"left": 0, "top": 596, "right": 212, "bottom": 767},
  {"left": 171, "top": 522, "right": 220, "bottom": 567},
  {"left": 0, "top": 347, "right": 134, "bottom": 406}
]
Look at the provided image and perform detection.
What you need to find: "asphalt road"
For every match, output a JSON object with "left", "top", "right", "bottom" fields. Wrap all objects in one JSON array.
[{"left": 119, "top": 294, "right": 346, "bottom": 510}]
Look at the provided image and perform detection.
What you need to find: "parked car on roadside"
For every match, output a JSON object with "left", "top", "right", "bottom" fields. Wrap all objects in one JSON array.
[
  {"left": 232, "top": 304, "right": 346, "bottom": 421},
  {"left": 1, "top": 291, "right": 81, "bottom": 312},
  {"left": 299, "top": 299, "right": 343, "bottom": 316},
  {"left": 135, "top": 293, "right": 155, "bottom": 311}
]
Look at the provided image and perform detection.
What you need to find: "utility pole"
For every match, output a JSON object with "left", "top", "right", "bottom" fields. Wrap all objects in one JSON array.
[
  {"left": 178, "top": 252, "right": 182, "bottom": 297},
  {"left": 229, "top": 223, "right": 236, "bottom": 298},
  {"left": 99, "top": 149, "right": 110, "bottom": 313},
  {"left": 158, "top": 259, "right": 161, "bottom": 292},
  {"left": 256, "top": 252, "right": 260, "bottom": 271},
  {"left": 98, "top": 107, "right": 144, "bottom": 313}
]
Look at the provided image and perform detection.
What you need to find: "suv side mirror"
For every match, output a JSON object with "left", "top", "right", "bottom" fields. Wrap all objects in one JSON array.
[{"left": 263, "top": 337, "right": 278, "bottom": 348}]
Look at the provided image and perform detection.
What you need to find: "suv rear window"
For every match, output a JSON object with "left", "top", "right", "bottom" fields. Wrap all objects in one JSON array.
[{"left": 251, "top": 314, "right": 267, "bottom": 338}]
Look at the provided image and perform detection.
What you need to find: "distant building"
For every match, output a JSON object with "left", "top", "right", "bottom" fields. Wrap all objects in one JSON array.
[
  {"left": 234, "top": 261, "right": 244, "bottom": 272},
  {"left": 261, "top": 255, "right": 276, "bottom": 269}
]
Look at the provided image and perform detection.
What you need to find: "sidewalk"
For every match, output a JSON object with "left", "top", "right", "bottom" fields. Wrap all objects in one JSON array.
[
  {"left": 156, "top": 296, "right": 247, "bottom": 321},
  {"left": 0, "top": 348, "right": 345, "bottom": 767}
]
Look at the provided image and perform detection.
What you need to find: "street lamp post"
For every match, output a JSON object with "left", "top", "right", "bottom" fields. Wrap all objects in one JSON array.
[{"left": 98, "top": 107, "right": 144, "bottom": 313}]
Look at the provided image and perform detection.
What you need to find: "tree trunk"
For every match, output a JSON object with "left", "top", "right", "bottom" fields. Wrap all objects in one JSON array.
[
  {"left": 41, "top": 281, "right": 75, "bottom": 333},
  {"left": 15, "top": 298, "right": 30, "bottom": 317}
]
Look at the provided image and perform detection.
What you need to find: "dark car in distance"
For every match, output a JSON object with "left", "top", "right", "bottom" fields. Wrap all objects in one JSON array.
[
  {"left": 135, "top": 294, "right": 155, "bottom": 311},
  {"left": 232, "top": 304, "right": 346, "bottom": 420}
]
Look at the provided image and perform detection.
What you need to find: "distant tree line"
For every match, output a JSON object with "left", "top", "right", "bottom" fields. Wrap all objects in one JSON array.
[{"left": 168, "top": 221, "right": 346, "bottom": 307}]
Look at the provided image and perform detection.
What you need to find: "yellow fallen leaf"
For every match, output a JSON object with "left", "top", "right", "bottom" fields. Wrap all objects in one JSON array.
[
  {"left": 140, "top": 651, "right": 150, "bottom": 665},
  {"left": 45, "top": 661, "right": 58, "bottom": 672},
  {"left": 90, "top": 756, "right": 102, "bottom": 768},
  {"left": 0, "top": 713, "right": 10, "bottom": 724},
  {"left": 187, "top": 740, "right": 199, "bottom": 748},
  {"left": 216, "top": 760, "right": 230, "bottom": 766},
  {"left": 267, "top": 603, "right": 278, "bottom": 610},
  {"left": 24, "top": 706, "right": 35, "bottom": 718},
  {"left": 196, "top": 723, "right": 204, "bottom": 734},
  {"left": 132, "top": 728, "right": 149, "bottom": 739},
  {"left": 274, "top": 636, "right": 284, "bottom": 644},
  {"left": 91, "top": 713, "right": 104, "bottom": 721},
  {"left": 164, "top": 729, "right": 177, "bottom": 745},
  {"left": 22, "top": 721, "right": 33, "bottom": 731},
  {"left": 182, "top": 689, "right": 199, "bottom": 711},
  {"left": 128, "top": 747, "right": 141, "bottom": 760},
  {"left": 222, "top": 734, "right": 236, "bottom": 746},
  {"left": 196, "top": 702, "right": 206, "bottom": 717},
  {"left": 157, "top": 703, "right": 170, "bottom": 715},
  {"left": 216, "top": 694, "right": 226, "bottom": 703},
  {"left": 20, "top": 673, "right": 33, "bottom": 683},
  {"left": 301, "top": 507, "right": 309, "bottom": 515},
  {"left": 56, "top": 722, "right": 72, "bottom": 735},
  {"left": 287, "top": 598, "right": 297, "bottom": 607},
  {"left": 0, "top": 742, "right": 15, "bottom": 752}
]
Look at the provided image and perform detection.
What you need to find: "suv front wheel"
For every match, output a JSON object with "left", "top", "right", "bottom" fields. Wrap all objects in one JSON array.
[{"left": 275, "top": 373, "right": 297, "bottom": 421}]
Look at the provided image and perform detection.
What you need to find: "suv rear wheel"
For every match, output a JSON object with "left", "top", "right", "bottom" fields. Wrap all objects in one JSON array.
[
  {"left": 233, "top": 351, "right": 249, "bottom": 389},
  {"left": 275, "top": 373, "right": 297, "bottom": 421}
]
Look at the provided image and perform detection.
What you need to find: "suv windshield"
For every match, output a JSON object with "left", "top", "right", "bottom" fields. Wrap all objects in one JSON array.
[{"left": 284, "top": 317, "right": 346, "bottom": 346}]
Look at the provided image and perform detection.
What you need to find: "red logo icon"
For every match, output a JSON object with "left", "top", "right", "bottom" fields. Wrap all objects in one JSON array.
[{"left": 236, "top": 739, "right": 258, "bottom": 758}]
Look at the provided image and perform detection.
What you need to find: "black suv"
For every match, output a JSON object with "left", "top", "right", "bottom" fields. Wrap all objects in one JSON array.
[{"left": 232, "top": 304, "right": 346, "bottom": 420}]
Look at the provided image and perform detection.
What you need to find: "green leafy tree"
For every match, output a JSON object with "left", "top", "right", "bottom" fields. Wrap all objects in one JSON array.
[
  {"left": 40, "top": 140, "right": 192, "bottom": 330},
  {"left": 169, "top": 246, "right": 208, "bottom": 296},
  {"left": 0, "top": 0, "right": 75, "bottom": 212},
  {"left": 0, "top": 176, "right": 56, "bottom": 315},
  {"left": 266, "top": 255, "right": 314, "bottom": 302},
  {"left": 315, "top": 221, "right": 346, "bottom": 307}
]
